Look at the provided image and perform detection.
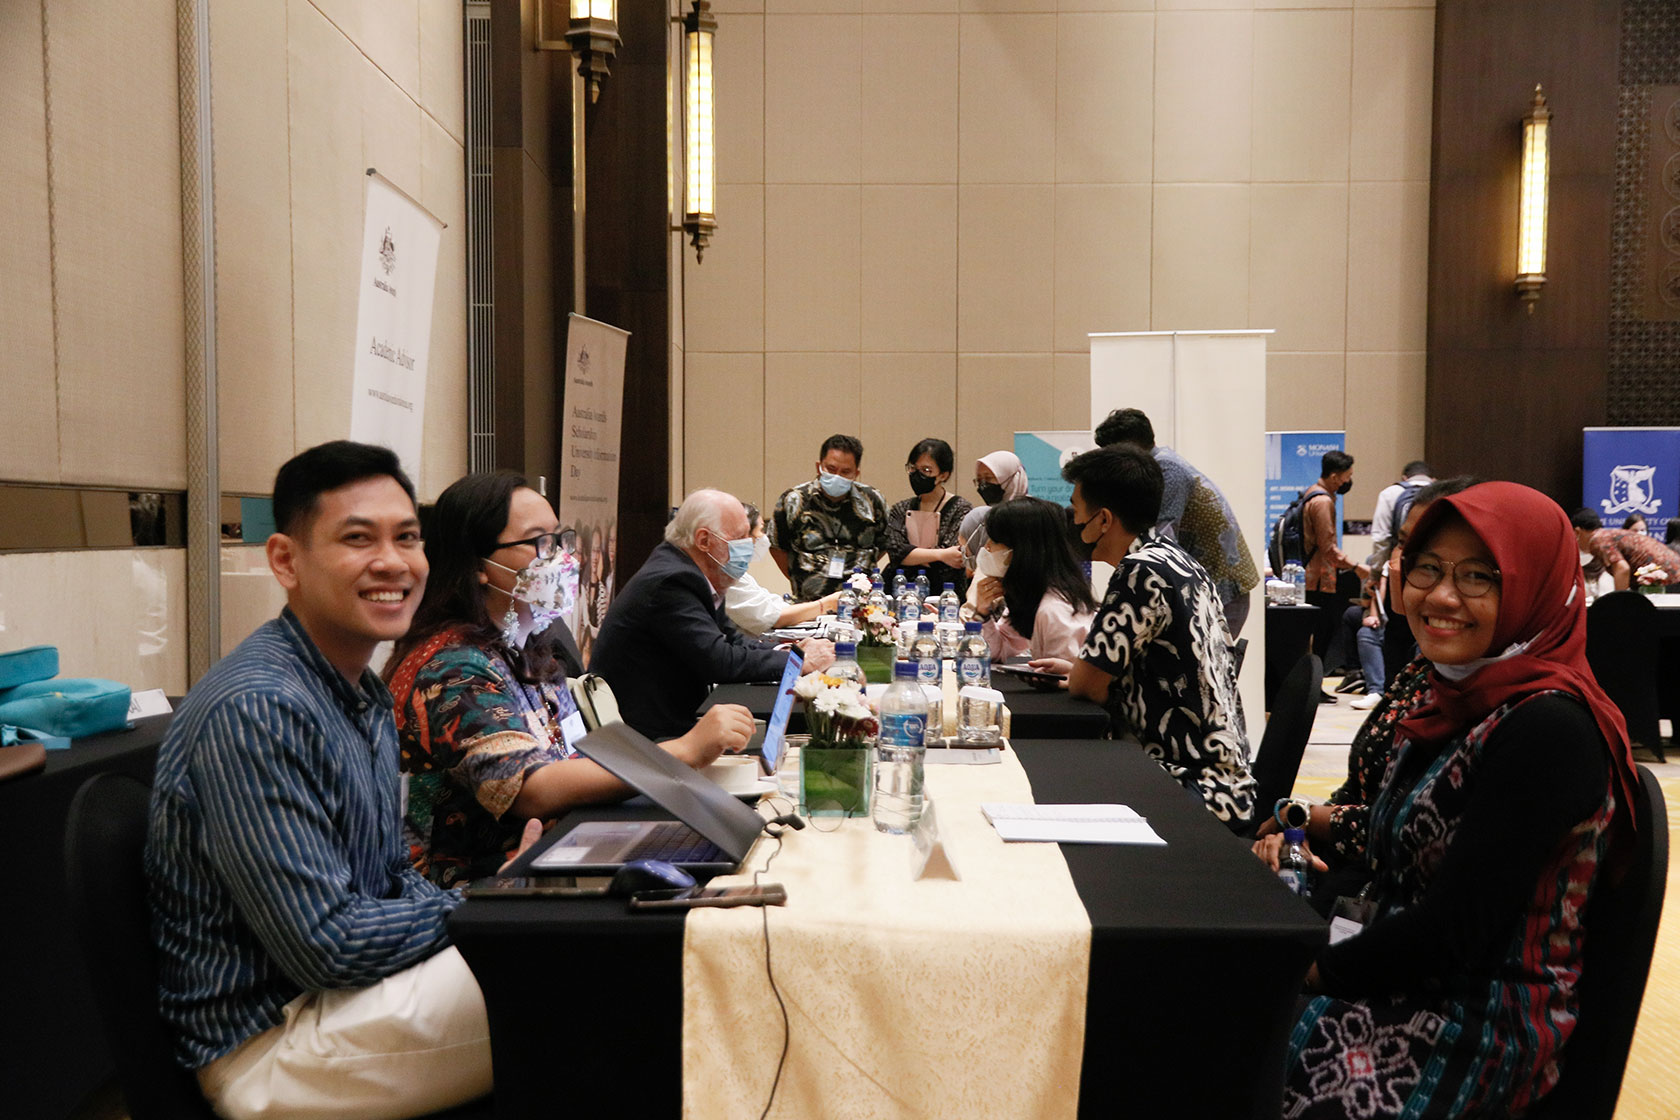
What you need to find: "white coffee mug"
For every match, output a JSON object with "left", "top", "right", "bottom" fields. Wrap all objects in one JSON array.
[{"left": 704, "top": 755, "right": 762, "bottom": 792}]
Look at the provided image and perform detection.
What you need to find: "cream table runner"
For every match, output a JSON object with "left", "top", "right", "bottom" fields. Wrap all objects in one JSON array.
[{"left": 682, "top": 747, "right": 1092, "bottom": 1120}]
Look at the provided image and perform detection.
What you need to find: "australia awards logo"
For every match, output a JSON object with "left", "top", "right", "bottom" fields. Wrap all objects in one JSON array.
[
  {"left": 1601, "top": 464, "right": 1662, "bottom": 516},
  {"left": 379, "top": 227, "right": 396, "bottom": 275},
  {"left": 576, "top": 344, "right": 591, "bottom": 376}
]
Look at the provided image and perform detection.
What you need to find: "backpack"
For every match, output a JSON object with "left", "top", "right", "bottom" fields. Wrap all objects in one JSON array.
[{"left": 1269, "top": 487, "right": 1330, "bottom": 575}]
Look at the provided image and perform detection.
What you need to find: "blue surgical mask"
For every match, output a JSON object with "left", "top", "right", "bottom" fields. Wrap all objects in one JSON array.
[
  {"left": 819, "top": 471, "right": 853, "bottom": 499},
  {"left": 711, "top": 536, "right": 756, "bottom": 582}
]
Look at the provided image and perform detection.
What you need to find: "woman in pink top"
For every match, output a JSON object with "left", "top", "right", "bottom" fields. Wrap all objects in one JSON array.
[{"left": 974, "top": 498, "right": 1097, "bottom": 663}]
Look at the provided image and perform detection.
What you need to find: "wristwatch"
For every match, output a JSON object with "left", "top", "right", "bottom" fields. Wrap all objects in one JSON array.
[{"left": 1273, "top": 797, "right": 1311, "bottom": 831}]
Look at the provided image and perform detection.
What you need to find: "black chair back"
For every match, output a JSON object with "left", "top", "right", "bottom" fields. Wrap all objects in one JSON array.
[
  {"left": 1585, "top": 591, "right": 1664, "bottom": 761},
  {"left": 1527, "top": 765, "right": 1669, "bottom": 1119},
  {"left": 64, "top": 773, "right": 218, "bottom": 1119},
  {"left": 1249, "top": 653, "right": 1323, "bottom": 834}
]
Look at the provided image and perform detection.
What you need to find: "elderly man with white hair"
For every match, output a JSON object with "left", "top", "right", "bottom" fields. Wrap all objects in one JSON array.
[{"left": 590, "top": 489, "right": 835, "bottom": 740}]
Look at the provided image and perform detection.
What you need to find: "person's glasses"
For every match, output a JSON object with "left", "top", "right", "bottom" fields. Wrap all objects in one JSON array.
[
  {"left": 1402, "top": 553, "right": 1500, "bottom": 598},
  {"left": 909, "top": 465, "right": 938, "bottom": 478},
  {"left": 485, "top": 531, "right": 560, "bottom": 560}
]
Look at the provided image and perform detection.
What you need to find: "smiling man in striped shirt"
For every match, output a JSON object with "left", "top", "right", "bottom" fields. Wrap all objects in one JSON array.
[{"left": 146, "top": 441, "right": 504, "bottom": 1119}]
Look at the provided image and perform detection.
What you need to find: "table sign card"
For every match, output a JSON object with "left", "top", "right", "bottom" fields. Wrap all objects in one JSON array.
[
  {"left": 911, "top": 797, "right": 961, "bottom": 880},
  {"left": 126, "top": 689, "right": 173, "bottom": 720}
]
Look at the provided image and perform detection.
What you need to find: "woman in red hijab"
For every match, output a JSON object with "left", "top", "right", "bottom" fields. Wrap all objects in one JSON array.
[{"left": 1283, "top": 481, "right": 1639, "bottom": 1120}]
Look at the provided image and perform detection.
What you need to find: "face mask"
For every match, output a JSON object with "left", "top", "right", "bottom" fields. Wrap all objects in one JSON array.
[
  {"left": 818, "top": 471, "right": 853, "bottom": 499},
  {"left": 909, "top": 472, "right": 939, "bottom": 496},
  {"left": 1070, "top": 514, "right": 1102, "bottom": 563},
  {"left": 976, "top": 483, "right": 1005, "bottom": 505},
  {"left": 976, "top": 547, "right": 1012, "bottom": 579},
  {"left": 1579, "top": 550, "right": 1594, "bottom": 565},
  {"left": 486, "top": 553, "right": 569, "bottom": 647},
  {"left": 753, "top": 536, "right": 771, "bottom": 563},
  {"left": 1337, "top": 480, "right": 1353, "bottom": 496},
  {"left": 708, "top": 535, "right": 756, "bottom": 582}
]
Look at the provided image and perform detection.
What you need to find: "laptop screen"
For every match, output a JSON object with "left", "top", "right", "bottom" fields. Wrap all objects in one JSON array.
[{"left": 760, "top": 647, "right": 803, "bottom": 776}]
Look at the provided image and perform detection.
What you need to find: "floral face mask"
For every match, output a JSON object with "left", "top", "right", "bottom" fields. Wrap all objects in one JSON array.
[{"left": 486, "top": 552, "right": 570, "bottom": 647}]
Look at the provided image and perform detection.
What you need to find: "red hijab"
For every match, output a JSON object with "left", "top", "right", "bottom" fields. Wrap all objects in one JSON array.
[{"left": 1395, "top": 482, "right": 1639, "bottom": 833}]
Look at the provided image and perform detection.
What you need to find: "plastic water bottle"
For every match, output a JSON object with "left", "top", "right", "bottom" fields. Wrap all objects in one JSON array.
[
  {"left": 828, "top": 642, "right": 865, "bottom": 688},
  {"left": 938, "top": 581, "right": 960, "bottom": 623},
  {"left": 1285, "top": 561, "right": 1306, "bottom": 605},
  {"left": 1277, "top": 827, "right": 1311, "bottom": 895},
  {"left": 956, "top": 621, "right": 990, "bottom": 688},
  {"left": 958, "top": 684, "right": 1004, "bottom": 745},
  {"left": 896, "top": 582, "right": 922, "bottom": 655},
  {"left": 836, "top": 583, "right": 858, "bottom": 625},
  {"left": 915, "top": 569, "right": 931, "bottom": 603},
  {"left": 912, "top": 622, "right": 941, "bottom": 684},
  {"left": 867, "top": 579, "right": 888, "bottom": 615},
  {"left": 873, "top": 661, "right": 927, "bottom": 834},
  {"left": 893, "top": 568, "right": 908, "bottom": 599}
]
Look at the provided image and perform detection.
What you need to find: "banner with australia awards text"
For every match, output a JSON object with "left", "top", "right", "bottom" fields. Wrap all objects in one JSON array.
[{"left": 560, "top": 314, "right": 628, "bottom": 667}]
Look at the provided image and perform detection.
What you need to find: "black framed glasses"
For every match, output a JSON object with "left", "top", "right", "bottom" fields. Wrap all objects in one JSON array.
[
  {"left": 1402, "top": 553, "right": 1501, "bottom": 598},
  {"left": 485, "top": 531, "right": 560, "bottom": 560}
]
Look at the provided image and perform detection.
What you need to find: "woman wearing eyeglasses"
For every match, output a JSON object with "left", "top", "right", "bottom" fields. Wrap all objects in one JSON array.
[
  {"left": 385, "top": 472, "right": 753, "bottom": 887},
  {"left": 883, "top": 437, "right": 972, "bottom": 597},
  {"left": 1282, "top": 481, "right": 1639, "bottom": 1120}
]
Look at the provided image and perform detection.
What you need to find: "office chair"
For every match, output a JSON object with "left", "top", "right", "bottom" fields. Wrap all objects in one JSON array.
[
  {"left": 1585, "top": 591, "right": 1665, "bottom": 762},
  {"left": 1247, "top": 652, "right": 1323, "bottom": 837}
]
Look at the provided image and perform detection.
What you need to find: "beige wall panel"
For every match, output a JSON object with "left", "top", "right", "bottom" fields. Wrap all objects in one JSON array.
[
  {"left": 763, "top": 353, "right": 863, "bottom": 510},
  {"left": 685, "top": 352, "right": 766, "bottom": 507},
  {"left": 422, "top": 118, "right": 468, "bottom": 499},
  {"left": 220, "top": 546, "right": 289, "bottom": 655},
  {"left": 716, "top": 14, "right": 764, "bottom": 184},
  {"left": 0, "top": 0, "right": 61, "bottom": 482},
  {"left": 957, "top": 185, "right": 1054, "bottom": 352},
  {"left": 957, "top": 15, "right": 1055, "bottom": 184},
  {"left": 765, "top": 15, "right": 860, "bottom": 183},
  {"left": 1058, "top": 0, "right": 1151, "bottom": 9},
  {"left": 1249, "top": 184, "right": 1349, "bottom": 352},
  {"left": 860, "top": 354, "right": 958, "bottom": 493},
  {"left": 1056, "top": 13, "right": 1154, "bottom": 184},
  {"left": 863, "top": 0, "right": 955, "bottom": 9},
  {"left": 305, "top": 0, "right": 361, "bottom": 41},
  {"left": 1153, "top": 10, "right": 1251, "bottom": 183},
  {"left": 1054, "top": 184, "right": 1152, "bottom": 350},
  {"left": 1255, "top": 0, "right": 1343, "bottom": 10},
  {"left": 1052, "top": 353, "right": 1094, "bottom": 432},
  {"left": 1346, "top": 351, "right": 1426, "bottom": 485},
  {"left": 359, "top": 0, "right": 421, "bottom": 101},
  {"left": 212, "top": 0, "right": 297, "bottom": 494},
  {"left": 961, "top": 0, "right": 1055, "bottom": 12},
  {"left": 764, "top": 185, "right": 861, "bottom": 351},
  {"left": 1354, "top": 0, "right": 1432, "bottom": 8},
  {"left": 363, "top": 62, "right": 425, "bottom": 199},
  {"left": 1346, "top": 181, "right": 1428, "bottom": 352},
  {"left": 688, "top": 184, "right": 766, "bottom": 351},
  {"left": 1265, "top": 352, "right": 1345, "bottom": 431},
  {"left": 1251, "top": 10, "right": 1351, "bottom": 182},
  {"left": 522, "top": 158, "right": 555, "bottom": 489},
  {"left": 956, "top": 354, "right": 1054, "bottom": 480},
  {"left": 47, "top": 0, "right": 186, "bottom": 488},
  {"left": 419, "top": 0, "right": 466, "bottom": 143},
  {"left": 1350, "top": 7, "right": 1434, "bottom": 182},
  {"left": 862, "top": 186, "right": 958, "bottom": 352},
  {"left": 1150, "top": 184, "right": 1250, "bottom": 330},
  {"left": 1156, "top": 0, "right": 1250, "bottom": 9},
  {"left": 290, "top": 0, "right": 368, "bottom": 452},
  {"left": 717, "top": 0, "right": 764, "bottom": 12},
  {"left": 0, "top": 549, "right": 188, "bottom": 695},
  {"left": 861, "top": 15, "right": 958, "bottom": 184}
]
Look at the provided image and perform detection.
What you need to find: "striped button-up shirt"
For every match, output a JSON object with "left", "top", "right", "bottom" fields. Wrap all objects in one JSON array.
[{"left": 146, "top": 609, "right": 460, "bottom": 1068}]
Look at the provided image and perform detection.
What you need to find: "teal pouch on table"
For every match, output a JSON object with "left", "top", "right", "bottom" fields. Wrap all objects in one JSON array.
[
  {"left": 0, "top": 645, "right": 59, "bottom": 691},
  {"left": 0, "top": 678, "right": 132, "bottom": 741}
]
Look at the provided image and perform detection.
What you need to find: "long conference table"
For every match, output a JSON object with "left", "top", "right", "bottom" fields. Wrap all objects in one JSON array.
[{"left": 448, "top": 738, "right": 1326, "bottom": 1119}]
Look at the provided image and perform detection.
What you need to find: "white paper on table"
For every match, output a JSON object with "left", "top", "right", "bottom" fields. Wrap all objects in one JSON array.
[{"left": 980, "top": 802, "right": 1166, "bottom": 845}]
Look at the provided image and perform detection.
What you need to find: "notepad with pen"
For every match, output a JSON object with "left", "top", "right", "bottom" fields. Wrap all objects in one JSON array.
[{"left": 980, "top": 803, "right": 1166, "bottom": 846}]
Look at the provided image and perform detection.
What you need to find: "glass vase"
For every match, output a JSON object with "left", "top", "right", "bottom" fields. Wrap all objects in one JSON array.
[{"left": 799, "top": 742, "right": 873, "bottom": 818}]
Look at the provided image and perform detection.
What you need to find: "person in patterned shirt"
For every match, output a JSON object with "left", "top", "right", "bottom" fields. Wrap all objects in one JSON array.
[
  {"left": 1571, "top": 507, "right": 1680, "bottom": 590},
  {"left": 385, "top": 471, "right": 754, "bottom": 887},
  {"left": 1053, "top": 444, "right": 1256, "bottom": 828},
  {"left": 769, "top": 434, "right": 890, "bottom": 601}
]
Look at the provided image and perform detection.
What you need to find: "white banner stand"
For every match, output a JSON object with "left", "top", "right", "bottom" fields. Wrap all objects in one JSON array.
[{"left": 1089, "top": 330, "right": 1272, "bottom": 750}]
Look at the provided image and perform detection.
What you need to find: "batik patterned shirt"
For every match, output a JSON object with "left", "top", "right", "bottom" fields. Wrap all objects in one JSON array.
[
  {"left": 389, "top": 627, "right": 583, "bottom": 888},
  {"left": 1079, "top": 533, "right": 1255, "bottom": 824},
  {"left": 1153, "top": 446, "right": 1259, "bottom": 606},
  {"left": 770, "top": 478, "right": 890, "bottom": 601}
]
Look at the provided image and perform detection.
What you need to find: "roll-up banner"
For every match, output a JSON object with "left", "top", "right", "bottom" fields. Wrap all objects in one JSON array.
[
  {"left": 348, "top": 170, "right": 444, "bottom": 483},
  {"left": 1013, "top": 432, "right": 1097, "bottom": 509},
  {"left": 1266, "top": 431, "right": 1345, "bottom": 551},
  {"left": 1583, "top": 427, "right": 1680, "bottom": 527},
  {"left": 560, "top": 313, "right": 629, "bottom": 667}
]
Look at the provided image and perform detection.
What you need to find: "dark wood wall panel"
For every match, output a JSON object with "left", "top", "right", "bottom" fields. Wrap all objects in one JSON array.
[{"left": 1427, "top": 0, "right": 1621, "bottom": 504}]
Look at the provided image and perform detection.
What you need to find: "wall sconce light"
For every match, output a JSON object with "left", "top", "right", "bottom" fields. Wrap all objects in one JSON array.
[
  {"left": 1515, "top": 85, "right": 1551, "bottom": 313},
  {"left": 681, "top": 0, "right": 717, "bottom": 261},
  {"left": 536, "top": 1, "right": 620, "bottom": 104}
]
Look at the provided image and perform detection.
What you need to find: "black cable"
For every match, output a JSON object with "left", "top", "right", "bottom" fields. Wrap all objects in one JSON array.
[{"left": 754, "top": 809, "right": 791, "bottom": 1120}]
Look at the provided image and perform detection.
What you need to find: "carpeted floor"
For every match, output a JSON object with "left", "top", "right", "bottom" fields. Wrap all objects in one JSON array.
[{"left": 1299, "top": 684, "right": 1680, "bottom": 1120}]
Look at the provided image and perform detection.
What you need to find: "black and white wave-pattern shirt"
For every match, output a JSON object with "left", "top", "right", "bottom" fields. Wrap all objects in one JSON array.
[{"left": 1080, "top": 533, "right": 1255, "bottom": 824}]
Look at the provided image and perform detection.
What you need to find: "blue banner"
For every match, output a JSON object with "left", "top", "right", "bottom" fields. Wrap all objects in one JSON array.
[
  {"left": 1013, "top": 431, "right": 1097, "bottom": 510},
  {"left": 1582, "top": 428, "right": 1680, "bottom": 528},
  {"left": 1265, "top": 431, "right": 1345, "bottom": 552}
]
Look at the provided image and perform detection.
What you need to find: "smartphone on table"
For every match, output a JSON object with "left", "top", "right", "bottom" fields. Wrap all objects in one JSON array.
[{"left": 627, "top": 884, "right": 788, "bottom": 911}]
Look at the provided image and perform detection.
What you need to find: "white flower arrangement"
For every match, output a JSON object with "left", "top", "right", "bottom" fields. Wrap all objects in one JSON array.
[{"left": 1634, "top": 562, "right": 1670, "bottom": 587}]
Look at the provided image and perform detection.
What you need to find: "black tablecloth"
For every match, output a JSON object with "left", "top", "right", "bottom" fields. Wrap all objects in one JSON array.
[
  {"left": 2, "top": 713, "right": 172, "bottom": 1120},
  {"left": 702, "top": 671, "right": 1110, "bottom": 740},
  {"left": 1265, "top": 604, "right": 1321, "bottom": 707},
  {"left": 450, "top": 738, "right": 1325, "bottom": 1119}
]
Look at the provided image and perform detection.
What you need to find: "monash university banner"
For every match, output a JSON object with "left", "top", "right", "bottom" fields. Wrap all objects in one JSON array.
[
  {"left": 349, "top": 171, "right": 443, "bottom": 482},
  {"left": 560, "top": 313, "right": 629, "bottom": 666},
  {"left": 1583, "top": 427, "right": 1680, "bottom": 526}
]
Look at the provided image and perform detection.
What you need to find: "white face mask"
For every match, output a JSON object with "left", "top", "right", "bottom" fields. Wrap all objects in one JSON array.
[
  {"left": 976, "top": 547, "right": 1012, "bottom": 579},
  {"left": 486, "top": 553, "right": 569, "bottom": 648},
  {"left": 753, "top": 535, "right": 771, "bottom": 563}
]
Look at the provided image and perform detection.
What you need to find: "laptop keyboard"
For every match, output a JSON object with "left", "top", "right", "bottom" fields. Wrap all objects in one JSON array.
[{"left": 623, "top": 820, "right": 726, "bottom": 864}]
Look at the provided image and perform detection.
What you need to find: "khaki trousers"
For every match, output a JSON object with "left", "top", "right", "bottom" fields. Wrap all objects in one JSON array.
[{"left": 197, "top": 947, "right": 492, "bottom": 1120}]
